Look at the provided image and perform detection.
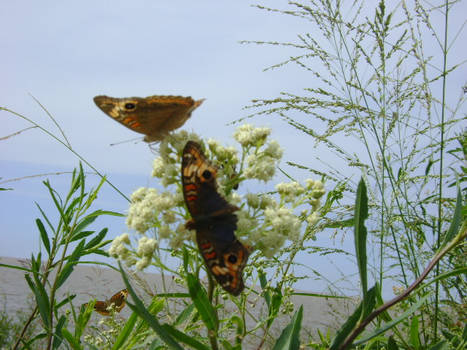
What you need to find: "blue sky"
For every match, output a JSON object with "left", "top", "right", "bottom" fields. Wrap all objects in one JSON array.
[{"left": 1, "top": 1, "right": 466, "bottom": 295}]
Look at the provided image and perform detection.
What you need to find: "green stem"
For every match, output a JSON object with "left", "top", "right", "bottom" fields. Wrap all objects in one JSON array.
[
  {"left": 338, "top": 221, "right": 467, "bottom": 350},
  {"left": 434, "top": 0, "right": 449, "bottom": 342}
]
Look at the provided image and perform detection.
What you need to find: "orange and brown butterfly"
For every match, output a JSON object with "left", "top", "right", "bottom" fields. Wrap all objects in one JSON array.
[
  {"left": 181, "top": 141, "right": 250, "bottom": 296},
  {"left": 83, "top": 289, "right": 129, "bottom": 316},
  {"left": 93, "top": 95, "right": 204, "bottom": 142}
]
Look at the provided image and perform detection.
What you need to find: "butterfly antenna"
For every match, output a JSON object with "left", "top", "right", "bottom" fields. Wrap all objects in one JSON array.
[{"left": 109, "top": 137, "right": 143, "bottom": 146}]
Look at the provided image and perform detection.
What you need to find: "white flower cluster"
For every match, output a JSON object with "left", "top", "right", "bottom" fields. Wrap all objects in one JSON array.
[
  {"left": 108, "top": 124, "right": 326, "bottom": 272},
  {"left": 135, "top": 236, "right": 158, "bottom": 270},
  {"left": 108, "top": 233, "right": 131, "bottom": 261},
  {"left": 238, "top": 179, "right": 326, "bottom": 257},
  {"left": 233, "top": 124, "right": 271, "bottom": 147},
  {"left": 275, "top": 181, "right": 305, "bottom": 202},
  {"left": 234, "top": 125, "right": 283, "bottom": 182},
  {"left": 207, "top": 138, "right": 239, "bottom": 164},
  {"left": 126, "top": 187, "right": 177, "bottom": 234}
]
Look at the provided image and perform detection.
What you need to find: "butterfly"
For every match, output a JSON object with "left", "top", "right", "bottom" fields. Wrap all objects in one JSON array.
[
  {"left": 93, "top": 95, "right": 204, "bottom": 142},
  {"left": 84, "top": 289, "right": 129, "bottom": 316},
  {"left": 181, "top": 141, "right": 250, "bottom": 295}
]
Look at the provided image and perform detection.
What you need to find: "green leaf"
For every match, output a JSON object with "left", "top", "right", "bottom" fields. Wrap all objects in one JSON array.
[
  {"left": 162, "top": 324, "right": 211, "bottom": 350},
  {"left": 354, "top": 178, "right": 368, "bottom": 303},
  {"left": 174, "top": 303, "right": 196, "bottom": 326},
  {"left": 69, "top": 230, "right": 95, "bottom": 243},
  {"left": 362, "top": 284, "right": 377, "bottom": 319},
  {"left": 56, "top": 240, "right": 86, "bottom": 289},
  {"left": 84, "top": 228, "right": 108, "bottom": 250},
  {"left": 75, "top": 301, "right": 94, "bottom": 340},
  {"left": 427, "top": 340, "right": 449, "bottom": 350},
  {"left": 442, "top": 188, "right": 463, "bottom": 246},
  {"left": 425, "top": 158, "right": 434, "bottom": 176},
  {"left": 409, "top": 316, "right": 420, "bottom": 349},
  {"left": 387, "top": 336, "right": 399, "bottom": 350},
  {"left": 323, "top": 218, "right": 354, "bottom": 229},
  {"left": 61, "top": 328, "right": 83, "bottom": 350},
  {"left": 36, "top": 219, "right": 50, "bottom": 254},
  {"left": 354, "top": 293, "right": 431, "bottom": 345},
  {"left": 259, "top": 270, "right": 271, "bottom": 309},
  {"left": 186, "top": 273, "right": 217, "bottom": 331},
  {"left": 53, "top": 315, "right": 67, "bottom": 349},
  {"left": 112, "top": 312, "right": 138, "bottom": 350},
  {"left": 25, "top": 273, "right": 50, "bottom": 329},
  {"left": 268, "top": 287, "right": 283, "bottom": 327},
  {"left": 119, "top": 262, "right": 184, "bottom": 350},
  {"left": 330, "top": 283, "right": 376, "bottom": 349},
  {"left": 73, "top": 215, "right": 99, "bottom": 236},
  {"left": 272, "top": 305, "right": 303, "bottom": 350},
  {"left": 55, "top": 295, "right": 76, "bottom": 311}
]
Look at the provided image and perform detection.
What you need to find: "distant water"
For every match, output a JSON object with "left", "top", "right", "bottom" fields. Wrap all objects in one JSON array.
[{"left": 0, "top": 256, "right": 355, "bottom": 346}]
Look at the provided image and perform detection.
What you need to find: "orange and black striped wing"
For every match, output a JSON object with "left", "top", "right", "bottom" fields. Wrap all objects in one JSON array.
[{"left": 181, "top": 141, "right": 249, "bottom": 295}]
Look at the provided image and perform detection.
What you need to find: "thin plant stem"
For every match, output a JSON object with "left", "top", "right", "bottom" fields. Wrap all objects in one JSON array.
[
  {"left": 0, "top": 107, "right": 130, "bottom": 202},
  {"left": 338, "top": 222, "right": 467, "bottom": 350},
  {"left": 434, "top": 0, "right": 450, "bottom": 341}
]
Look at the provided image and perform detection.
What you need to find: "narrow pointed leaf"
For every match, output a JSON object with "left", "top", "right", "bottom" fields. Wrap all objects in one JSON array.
[
  {"left": 174, "top": 303, "right": 196, "bottom": 326},
  {"left": 330, "top": 298, "right": 364, "bottom": 349},
  {"left": 53, "top": 315, "right": 66, "bottom": 349},
  {"left": 119, "top": 262, "right": 183, "bottom": 350},
  {"left": 186, "top": 273, "right": 217, "bottom": 331},
  {"left": 25, "top": 274, "right": 50, "bottom": 329},
  {"left": 36, "top": 219, "right": 50, "bottom": 254},
  {"left": 354, "top": 293, "right": 431, "bottom": 345},
  {"left": 442, "top": 188, "right": 463, "bottom": 246},
  {"left": 272, "top": 305, "right": 303, "bottom": 350},
  {"left": 61, "top": 328, "right": 83, "bottom": 350},
  {"left": 354, "top": 178, "right": 369, "bottom": 302},
  {"left": 84, "top": 228, "right": 108, "bottom": 250},
  {"left": 162, "top": 324, "right": 211, "bottom": 350},
  {"left": 409, "top": 316, "right": 420, "bottom": 349}
]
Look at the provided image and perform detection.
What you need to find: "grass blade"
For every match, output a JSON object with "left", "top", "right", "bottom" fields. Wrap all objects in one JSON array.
[
  {"left": 272, "top": 305, "right": 303, "bottom": 350},
  {"left": 186, "top": 273, "right": 217, "bottom": 331},
  {"left": 119, "top": 262, "right": 183, "bottom": 350}
]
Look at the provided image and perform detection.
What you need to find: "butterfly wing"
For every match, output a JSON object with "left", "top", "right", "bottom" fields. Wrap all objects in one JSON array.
[
  {"left": 108, "top": 289, "right": 129, "bottom": 313},
  {"left": 195, "top": 223, "right": 249, "bottom": 296},
  {"left": 84, "top": 289, "right": 128, "bottom": 316},
  {"left": 181, "top": 141, "right": 249, "bottom": 295},
  {"left": 93, "top": 95, "right": 204, "bottom": 142}
]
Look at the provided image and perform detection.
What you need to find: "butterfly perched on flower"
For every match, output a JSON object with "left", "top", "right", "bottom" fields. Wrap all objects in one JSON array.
[
  {"left": 181, "top": 141, "right": 250, "bottom": 295},
  {"left": 84, "top": 289, "right": 129, "bottom": 316},
  {"left": 93, "top": 95, "right": 204, "bottom": 142}
]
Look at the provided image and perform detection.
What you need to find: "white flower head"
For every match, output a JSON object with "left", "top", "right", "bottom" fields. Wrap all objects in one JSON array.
[
  {"left": 108, "top": 233, "right": 131, "bottom": 259},
  {"left": 137, "top": 236, "right": 158, "bottom": 257},
  {"left": 233, "top": 124, "right": 271, "bottom": 147},
  {"left": 151, "top": 157, "right": 165, "bottom": 178},
  {"left": 275, "top": 181, "right": 305, "bottom": 202},
  {"left": 264, "top": 140, "right": 283, "bottom": 160},
  {"left": 246, "top": 193, "right": 260, "bottom": 208},
  {"left": 244, "top": 154, "right": 277, "bottom": 181},
  {"left": 135, "top": 256, "right": 151, "bottom": 271}
]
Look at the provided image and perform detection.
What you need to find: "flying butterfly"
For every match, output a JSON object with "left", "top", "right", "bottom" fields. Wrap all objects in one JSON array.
[{"left": 94, "top": 95, "right": 204, "bottom": 142}]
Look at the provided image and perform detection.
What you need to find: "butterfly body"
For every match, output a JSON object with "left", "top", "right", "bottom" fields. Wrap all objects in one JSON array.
[
  {"left": 182, "top": 141, "right": 249, "bottom": 295},
  {"left": 94, "top": 95, "right": 204, "bottom": 142}
]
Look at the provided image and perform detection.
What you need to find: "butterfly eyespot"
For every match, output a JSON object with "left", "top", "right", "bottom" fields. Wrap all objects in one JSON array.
[
  {"left": 227, "top": 254, "right": 237, "bottom": 264},
  {"left": 202, "top": 170, "right": 212, "bottom": 180},
  {"left": 124, "top": 103, "right": 136, "bottom": 110}
]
